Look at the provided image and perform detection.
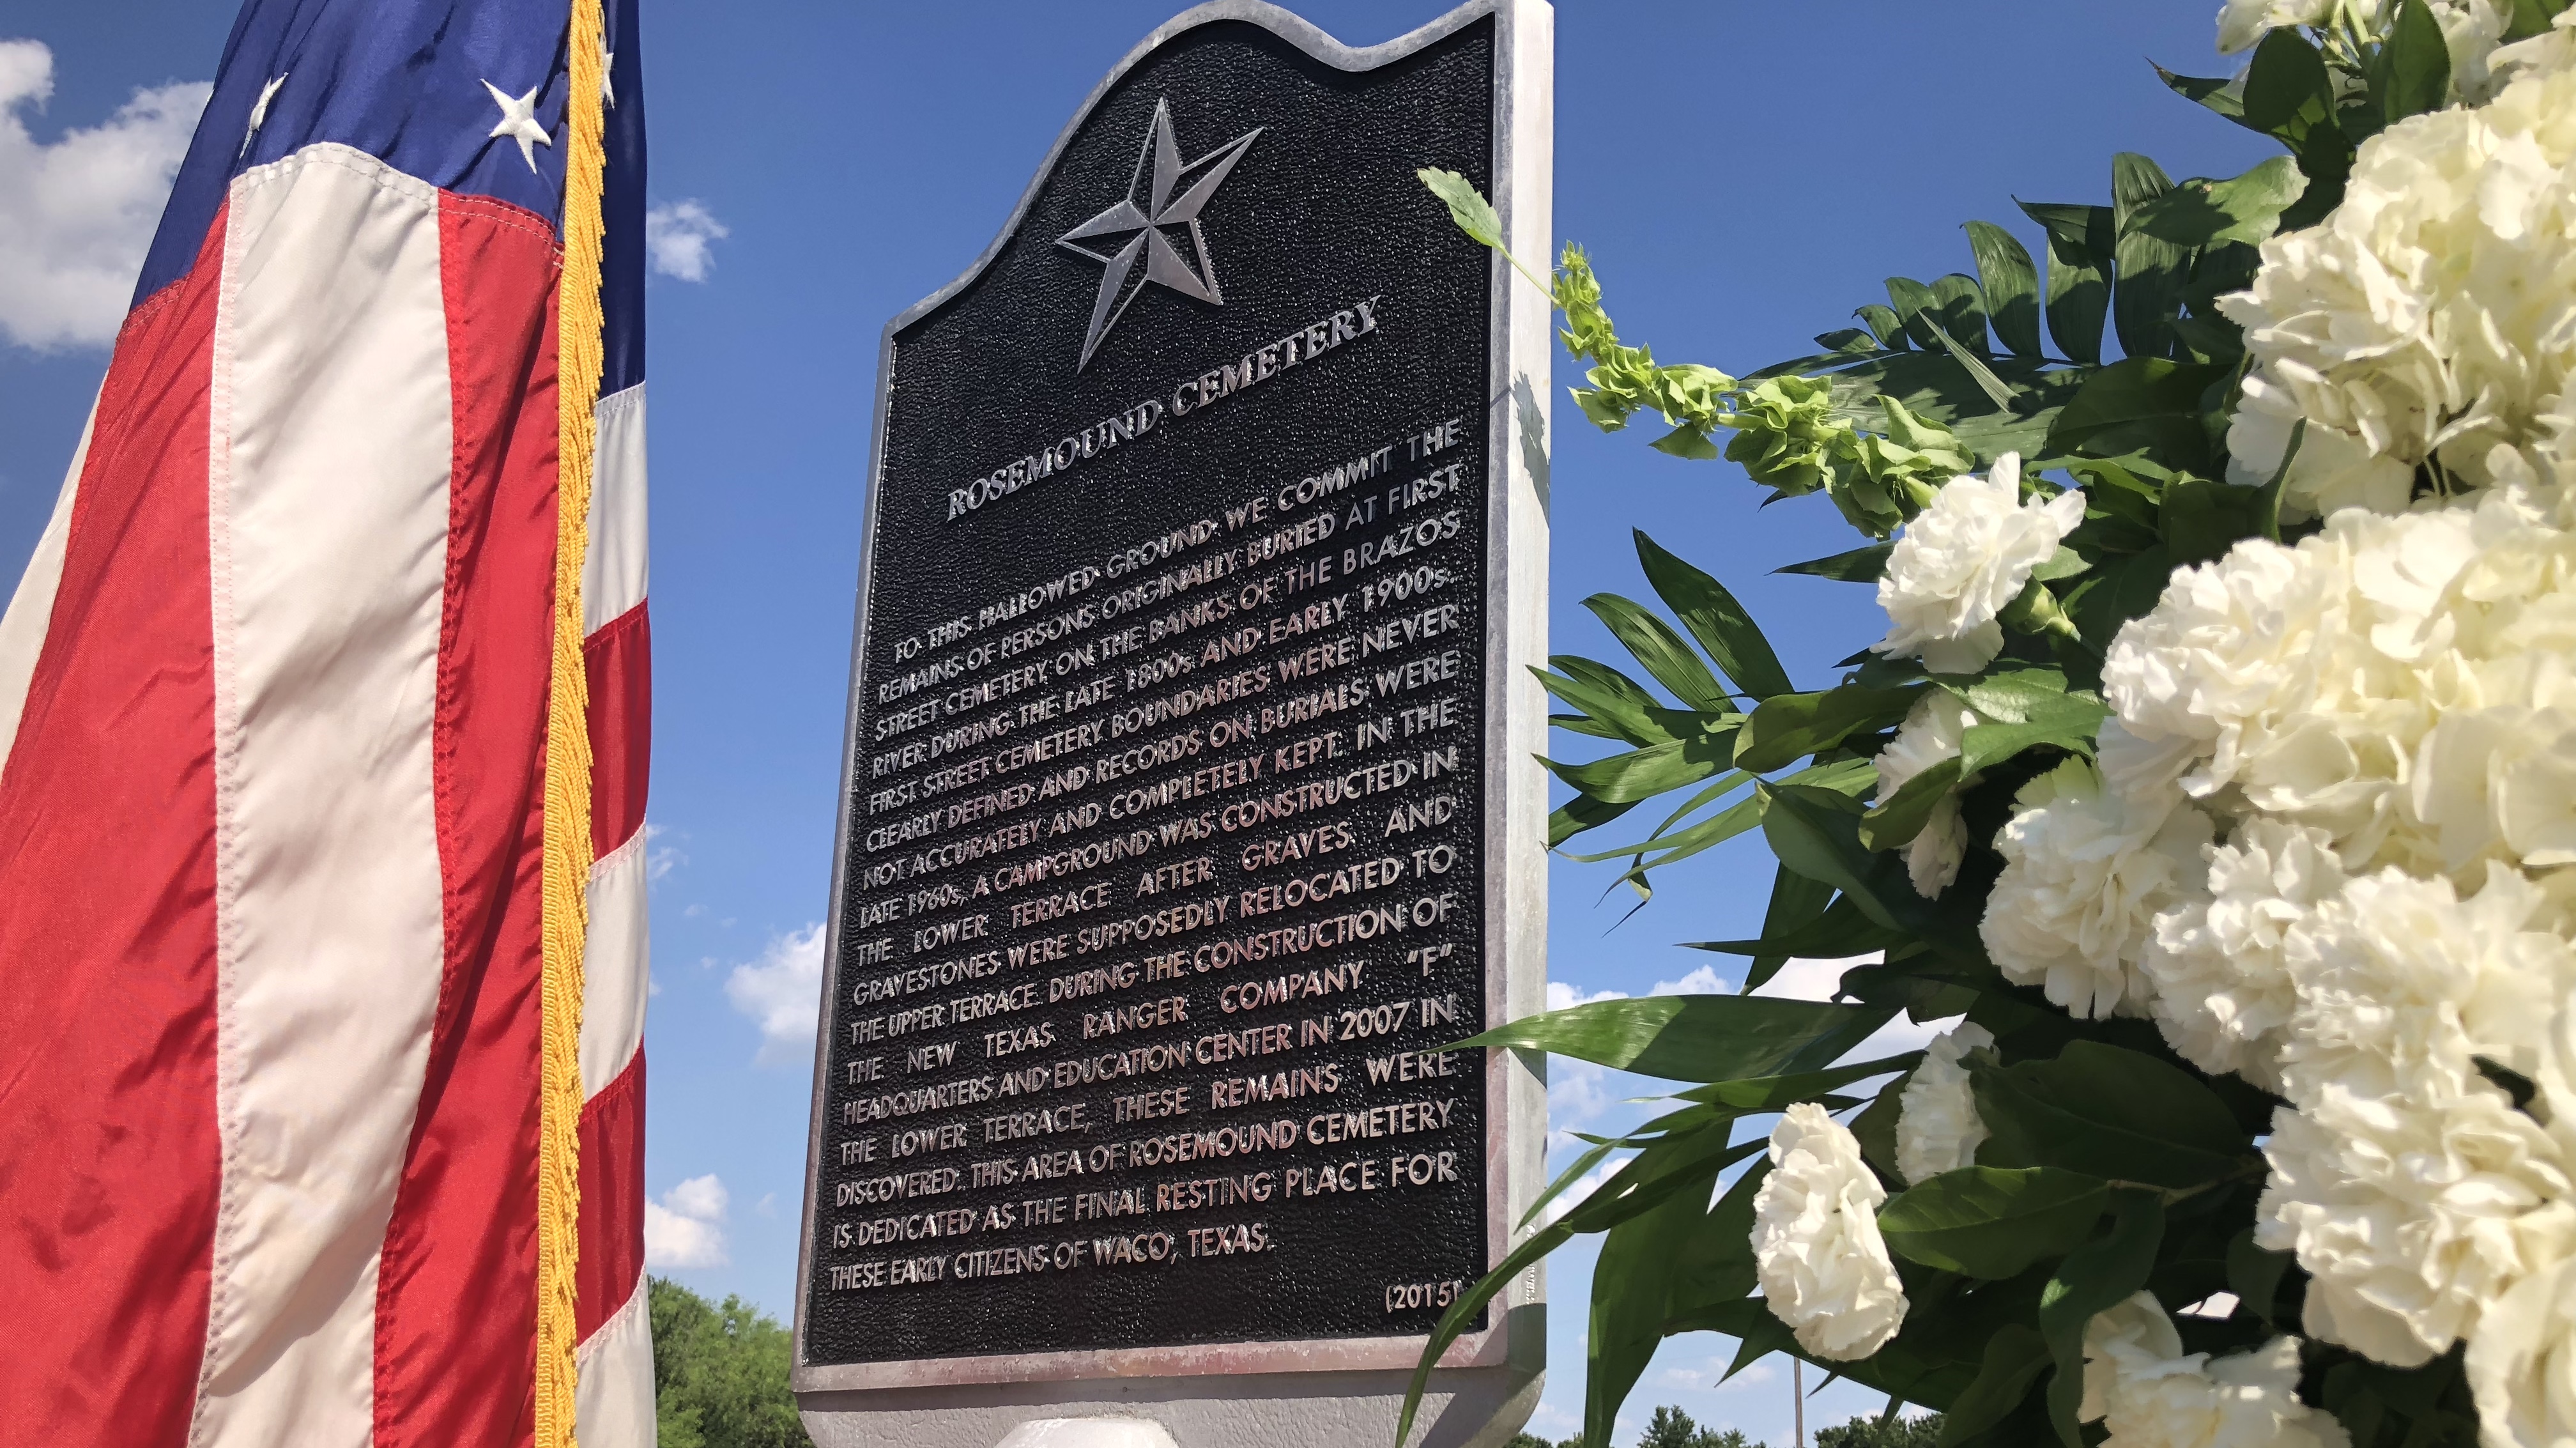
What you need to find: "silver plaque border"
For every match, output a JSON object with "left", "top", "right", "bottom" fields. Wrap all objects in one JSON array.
[{"left": 793, "top": 0, "right": 1552, "bottom": 1399}]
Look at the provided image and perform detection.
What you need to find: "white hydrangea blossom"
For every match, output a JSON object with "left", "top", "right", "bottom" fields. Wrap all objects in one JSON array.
[
  {"left": 2080, "top": 1292, "right": 2352, "bottom": 1448},
  {"left": 1872, "top": 690, "right": 1979, "bottom": 897},
  {"left": 1894, "top": 1022, "right": 1995, "bottom": 1185},
  {"left": 2255, "top": 866, "right": 2576, "bottom": 1364},
  {"left": 1873, "top": 454, "right": 2085, "bottom": 675},
  {"left": 2142, "top": 818, "right": 2349, "bottom": 1091},
  {"left": 1751, "top": 1103, "right": 1908, "bottom": 1360},
  {"left": 1982, "top": 759, "right": 2216, "bottom": 1020},
  {"left": 2092, "top": 493, "right": 2576, "bottom": 885},
  {"left": 2220, "top": 55, "right": 2576, "bottom": 520}
]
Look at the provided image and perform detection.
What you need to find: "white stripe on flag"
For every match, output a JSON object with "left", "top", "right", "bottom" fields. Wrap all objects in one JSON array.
[
  {"left": 582, "top": 826, "right": 651, "bottom": 1098},
  {"left": 584, "top": 381, "right": 648, "bottom": 633},
  {"left": 574, "top": 1275, "right": 657, "bottom": 1447},
  {"left": 193, "top": 144, "right": 452, "bottom": 1448},
  {"left": 0, "top": 394, "right": 95, "bottom": 775}
]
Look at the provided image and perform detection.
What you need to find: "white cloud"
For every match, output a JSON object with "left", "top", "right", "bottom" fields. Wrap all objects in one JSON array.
[
  {"left": 643, "top": 822, "right": 685, "bottom": 881},
  {"left": 1649, "top": 963, "right": 1729, "bottom": 996},
  {"left": 644, "top": 199, "right": 726, "bottom": 281},
  {"left": 1546, "top": 1058, "right": 1617, "bottom": 1138},
  {"left": 643, "top": 1173, "right": 728, "bottom": 1268},
  {"left": 724, "top": 921, "right": 824, "bottom": 1064},
  {"left": 0, "top": 40, "right": 208, "bottom": 350},
  {"left": 1545, "top": 980, "right": 1627, "bottom": 1012}
]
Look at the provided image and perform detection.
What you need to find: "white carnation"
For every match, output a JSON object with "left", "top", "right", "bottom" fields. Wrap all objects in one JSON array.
[
  {"left": 2142, "top": 818, "right": 2349, "bottom": 1092},
  {"left": 2216, "top": 0, "right": 2337, "bottom": 52},
  {"left": 1873, "top": 454, "right": 2085, "bottom": 675},
  {"left": 2219, "top": 57, "right": 2576, "bottom": 520},
  {"left": 2467, "top": 1250, "right": 2576, "bottom": 1448},
  {"left": 1982, "top": 759, "right": 2216, "bottom": 1020},
  {"left": 1894, "top": 1022, "right": 1995, "bottom": 1185},
  {"left": 2080, "top": 1292, "right": 2351, "bottom": 1448},
  {"left": 2255, "top": 866, "right": 2576, "bottom": 1364},
  {"left": 1873, "top": 690, "right": 1979, "bottom": 897},
  {"left": 1751, "top": 1102, "right": 1908, "bottom": 1360}
]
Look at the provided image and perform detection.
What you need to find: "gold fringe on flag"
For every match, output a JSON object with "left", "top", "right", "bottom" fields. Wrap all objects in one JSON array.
[{"left": 538, "top": 0, "right": 608, "bottom": 1442}]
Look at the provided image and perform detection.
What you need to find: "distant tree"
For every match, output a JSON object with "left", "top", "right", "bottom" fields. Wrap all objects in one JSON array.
[
  {"left": 647, "top": 1275, "right": 811, "bottom": 1448},
  {"left": 1639, "top": 1404, "right": 1763, "bottom": 1448},
  {"left": 1813, "top": 1412, "right": 1943, "bottom": 1448}
]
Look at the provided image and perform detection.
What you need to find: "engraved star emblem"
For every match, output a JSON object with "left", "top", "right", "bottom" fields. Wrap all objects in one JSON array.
[
  {"left": 1056, "top": 98, "right": 1261, "bottom": 371},
  {"left": 480, "top": 78, "right": 553, "bottom": 174}
]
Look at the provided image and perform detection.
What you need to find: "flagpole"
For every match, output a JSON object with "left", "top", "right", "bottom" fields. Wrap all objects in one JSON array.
[{"left": 1794, "top": 1359, "right": 1805, "bottom": 1448}]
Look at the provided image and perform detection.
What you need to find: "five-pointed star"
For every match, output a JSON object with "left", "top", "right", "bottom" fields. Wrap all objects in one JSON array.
[
  {"left": 240, "top": 73, "right": 286, "bottom": 158},
  {"left": 1055, "top": 98, "right": 1261, "bottom": 371},
  {"left": 481, "top": 78, "right": 553, "bottom": 174},
  {"left": 601, "top": 41, "right": 615, "bottom": 108}
]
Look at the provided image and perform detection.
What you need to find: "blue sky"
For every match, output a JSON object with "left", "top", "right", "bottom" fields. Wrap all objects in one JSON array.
[{"left": 0, "top": 3, "right": 2275, "bottom": 1442}]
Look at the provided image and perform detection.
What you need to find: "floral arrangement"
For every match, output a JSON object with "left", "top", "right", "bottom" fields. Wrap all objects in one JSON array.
[{"left": 1399, "top": 4, "right": 2576, "bottom": 1447}]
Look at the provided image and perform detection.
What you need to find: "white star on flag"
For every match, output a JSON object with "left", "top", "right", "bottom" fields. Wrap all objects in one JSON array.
[
  {"left": 240, "top": 73, "right": 286, "bottom": 157},
  {"left": 480, "top": 78, "right": 552, "bottom": 173}
]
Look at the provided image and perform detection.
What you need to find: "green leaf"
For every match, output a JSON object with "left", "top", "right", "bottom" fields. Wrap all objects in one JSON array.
[
  {"left": 1550, "top": 794, "right": 1637, "bottom": 849},
  {"left": 2129, "top": 157, "right": 2310, "bottom": 249},
  {"left": 1848, "top": 1074, "right": 1905, "bottom": 1183},
  {"left": 1416, "top": 167, "right": 1503, "bottom": 249},
  {"left": 2242, "top": 29, "right": 2352, "bottom": 227},
  {"left": 1944, "top": 665, "right": 2077, "bottom": 722},
  {"left": 2156, "top": 65, "right": 2244, "bottom": 121},
  {"left": 1458, "top": 994, "right": 1895, "bottom": 1084},
  {"left": 2227, "top": 1229, "right": 2296, "bottom": 1327},
  {"left": 1877, "top": 1167, "right": 2112, "bottom": 1279},
  {"left": 2378, "top": 0, "right": 2453, "bottom": 125},
  {"left": 1855, "top": 304, "right": 1908, "bottom": 350},
  {"left": 1584, "top": 592, "right": 1735, "bottom": 714},
  {"left": 1735, "top": 686, "right": 1920, "bottom": 773},
  {"left": 1965, "top": 222, "right": 2043, "bottom": 359},
  {"left": 1954, "top": 695, "right": 2109, "bottom": 780},
  {"left": 1687, "top": 892, "right": 1903, "bottom": 966},
  {"left": 2040, "top": 1192, "right": 2165, "bottom": 1448},
  {"left": 2018, "top": 203, "right": 2115, "bottom": 366},
  {"left": 1929, "top": 272, "right": 1992, "bottom": 357},
  {"left": 1665, "top": 1158, "right": 1772, "bottom": 1329},
  {"left": 1533, "top": 661, "right": 1673, "bottom": 747},
  {"left": 1776, "top": 543, "right": 1892, "bottom": 582},
  {"left": 1859, "top": 755, "right": 1962, "bottom": 852},
  {"left": 1938, "top": 1325, "right": 2053, "bottom": 1448},
  {"left": 2161, "top": 475, "right": 2267, "bottom": 565},
  {"left": 1399, "top": 1218, "right": 1575, "bottom": 1448},
  {"left": 1671, "top": 1054, "right": 1924, "bottom": 1110},
  {"left": 1634, "top": 531, "right": 1797, "bottom": 700},
  {"left": 2242, "top": 27, "right": 2336, "bottom": 144},
  {"left": 1521, "top": 1134, "right": 1624, "bottom": 1230},
  {"left": 1970, "top": 1041, "right": 2254, "bottom": 1189},
  {"left": 2044, "top": 357, "right": 2230, "bottom": 468},
  {"left": 1885, "top": 276, "right": 1945, "bottom": 351},
  {"left": 1759, "top": 782, "right": 1917, "bottom": 932},
  {"left": 1746, "top": 862, "right": 1836, "bottom": 992},
  {"left": 1915, "top": 310, "right": 2020, "bottom": 414},
  {"left": 2112, "top": 153, "right": 2188, "bottom": 362},
  {"left": 1588, "top": 1154, "right": 1726, "bottom": 1447},
  {"left": 1541, "top": 733, "right": 1733, "bottom": 805}
]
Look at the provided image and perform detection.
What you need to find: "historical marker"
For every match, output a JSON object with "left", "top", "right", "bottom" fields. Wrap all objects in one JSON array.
[{"left": 795, "top": 3, "right": 1551, "bottom": 1443}]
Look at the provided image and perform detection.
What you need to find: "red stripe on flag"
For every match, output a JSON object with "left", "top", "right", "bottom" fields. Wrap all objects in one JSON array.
[
  {"left": 574, "top": 1050, "right": 645, "bottom": 1341},
  {"left": 585, "top": 599, "right": 650, "bottom": 859},
  {"left": 0, "top": 208, "right": 229, "bottom": 1446},
  {"left": 371, "top": 193, "right": 562, "bottom": 1448}
]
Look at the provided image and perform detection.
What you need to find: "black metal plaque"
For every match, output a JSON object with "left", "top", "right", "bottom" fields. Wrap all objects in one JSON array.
[{"left": 802, "top": 10, "right": 1502, "bottom": 1369}]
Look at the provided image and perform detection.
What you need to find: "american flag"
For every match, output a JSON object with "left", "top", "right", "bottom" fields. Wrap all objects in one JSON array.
[{"left": 0, "top": 1, "right": 652, "bottom": 1444}]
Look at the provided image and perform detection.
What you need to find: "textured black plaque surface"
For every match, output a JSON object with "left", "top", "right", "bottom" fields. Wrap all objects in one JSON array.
[{"left": 804, "top": 13, "right": 1497, "bottom": 1367}]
